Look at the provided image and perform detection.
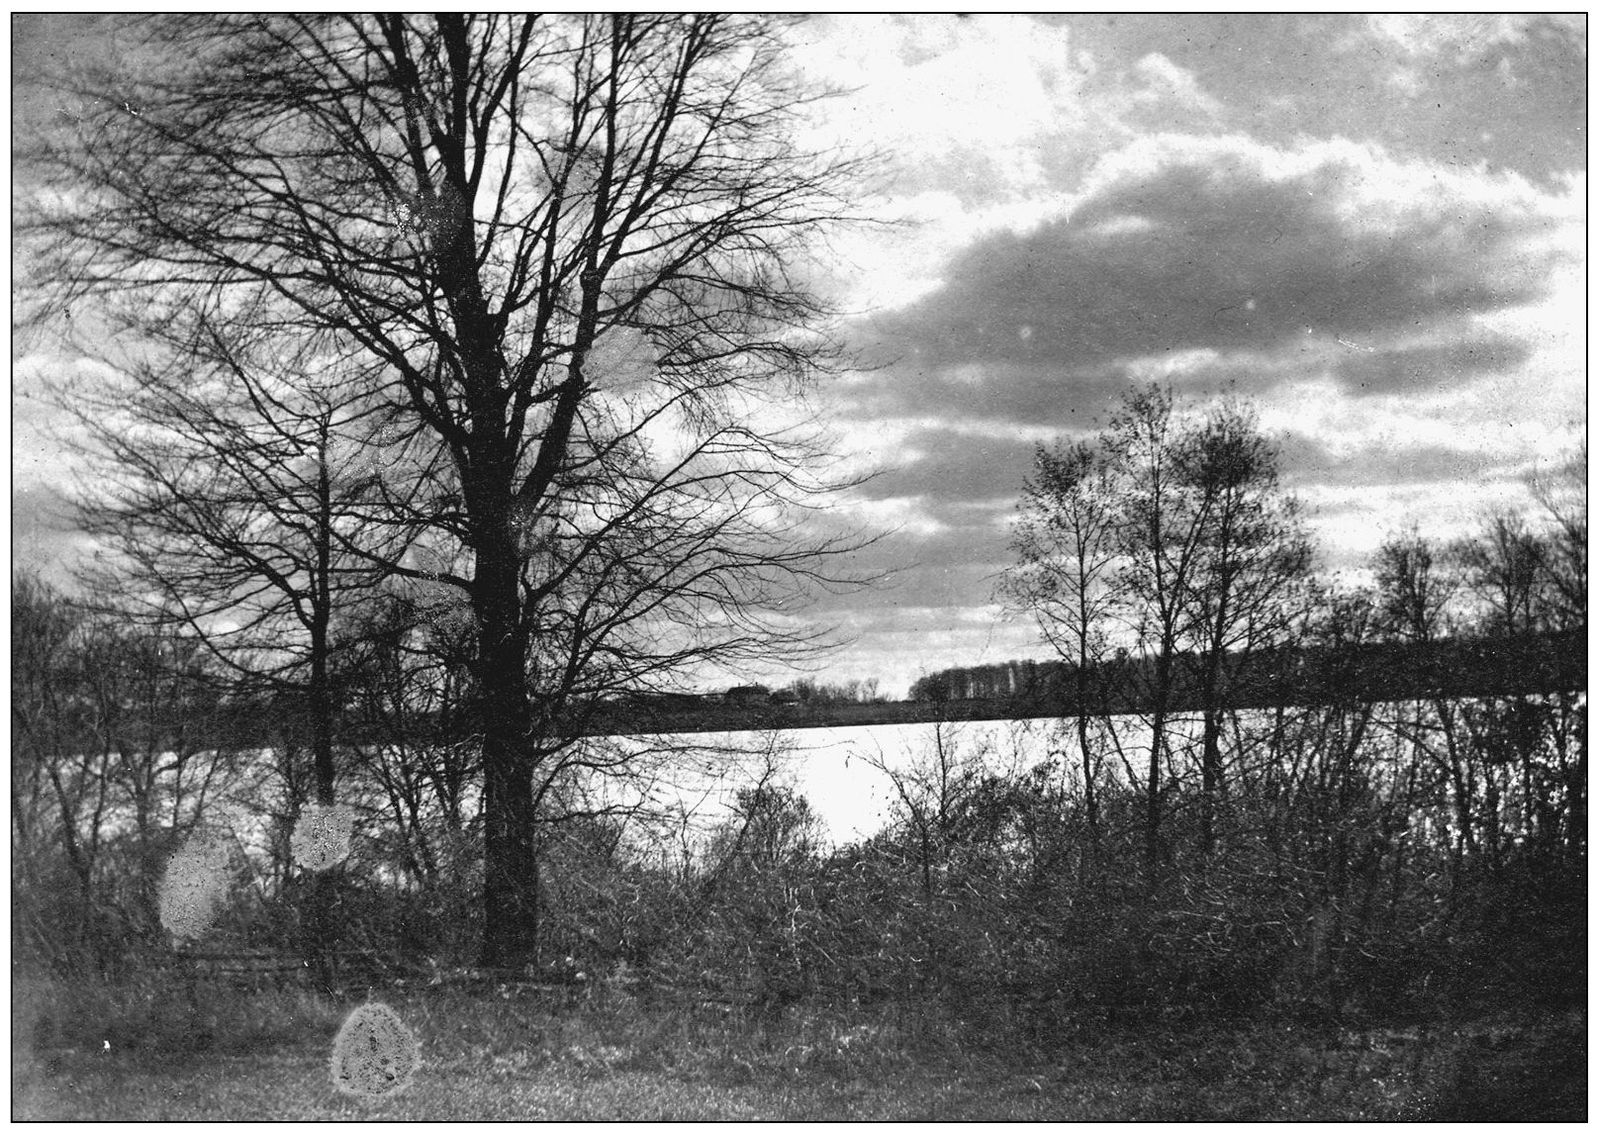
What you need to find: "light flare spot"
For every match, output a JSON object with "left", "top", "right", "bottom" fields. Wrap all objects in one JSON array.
[
  {"left": 330, "top": 1002, "right": 421, "bottom": 1098},
  {"left": 291, "top": 802, "right": 357, "bottom": 872},
  {"left": 158, "top": 830, "right": 236, "bottom": 942}
]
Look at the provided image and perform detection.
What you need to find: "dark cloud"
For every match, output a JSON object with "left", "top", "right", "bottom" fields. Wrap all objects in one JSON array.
[
  {"left": 1281, "top": 433, "right": 1518, "bottom": 492},
  {"left": 12, "top": 484, "right": 91, "bottom": 583},
  {"left": 816, "top": 424, "right": 1055, "bottom": 622},
  {"left": 1327, "top": 334, "right": 1537, "bottom": 398},
  {"left": 1122, "top": 329, "right": 1539, "bottom": 400},
  {"left": 839, "top": 358, "right": 1126, "bottom": 435},
  {"left": 808, "top": 515, "right": 1016, "bottom": 618},
  {"left": 852, "top": 137, "right": 1570, "bottom": 426},
  {"left": 851, "top": 427, "right": 1043, "bottom": 506}
]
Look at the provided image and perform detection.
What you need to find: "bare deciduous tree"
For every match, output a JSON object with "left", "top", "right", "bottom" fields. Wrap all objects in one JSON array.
[
  {"left": 1005, "top": 386, "right": 1313, "bottom": 872},
  {"left": 1003, "top": 439, "right": 1121, "bottom": 842},
  {"left": 54, "top": 330, "right": 421, "bottom": 809},
  {"left": 22, "top": 13, "right": 875, "bottom": 965},
  {"left": 1174, "top": 398, "right": 1314, "bottom": 856}
]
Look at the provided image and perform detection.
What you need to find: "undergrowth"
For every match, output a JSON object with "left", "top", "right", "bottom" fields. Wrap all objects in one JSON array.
[{"left": 13, "top": 970, "right": 1585, "bottom": 1121}]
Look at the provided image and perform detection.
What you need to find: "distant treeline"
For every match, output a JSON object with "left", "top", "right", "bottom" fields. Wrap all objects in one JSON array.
[
  {"left": 907, "top": 630, "right": 1586, "bottom": 712},
  {"left": 545, "top": 630, "right": 1590, "bottom": 736},
  {"left": 185, "top": 631, "right": 1586, "bottom": 745}
]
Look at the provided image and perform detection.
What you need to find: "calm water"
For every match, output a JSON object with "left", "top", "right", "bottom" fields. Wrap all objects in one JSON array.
[
  {"left": 644, "top": 716, "right": 1091, "bottom": 846},
  {"left": 139, "top": 714, "right": 1193, "bottom": 867}
]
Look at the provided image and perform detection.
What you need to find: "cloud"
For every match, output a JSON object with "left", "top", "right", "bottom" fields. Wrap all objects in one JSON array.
[
  {"left": 1364, "top": 14, "right": 1586, "bottom": 63},
  {"left": 12, "top": 483, "right": 93, "bottom": 581},
  {"left": 850, "top": 134, "right": 1579, "bottom": 426},
  {"left": 850, "top": 426, "right": 1042, "bottom": 507},
  {"left": 1324, "top": 335, "right": 1536, "bottom": 398},
  {"left": 801, "top": 504, "right": 1016, "bottom": 618},
  {"left": 1128, "top": 52, "right": 1223, "bottom": 119},
  {"left": 1282, "top": 432, "right": 1519, "bottom": 492},
  {"left": 788, "top": 14, "right": 1100, "bottom": 207},
  {"left": 1355, "top": 16, "right": 1589, "bottom": 109}
]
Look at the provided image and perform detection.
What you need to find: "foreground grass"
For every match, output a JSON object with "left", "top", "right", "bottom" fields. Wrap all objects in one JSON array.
[{"left": 12, "top": 979, "right": 1585, "bottom": 1121}]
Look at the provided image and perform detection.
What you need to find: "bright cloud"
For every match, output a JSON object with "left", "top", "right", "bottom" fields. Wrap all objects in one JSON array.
[{"left": 1365, "top": 13, "right": 1586, "bottom": 62}]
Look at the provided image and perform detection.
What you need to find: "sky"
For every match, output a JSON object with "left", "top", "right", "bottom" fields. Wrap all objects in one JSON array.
[
  {"left": 777, "top": 12, "right": 1587, "bottom": 693},
  {"left": 10, "top": 14, "right": 1588, "bottom": 697}
]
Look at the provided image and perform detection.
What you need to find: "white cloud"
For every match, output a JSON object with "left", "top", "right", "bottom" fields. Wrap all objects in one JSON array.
[
  {"left": 1366, "top": 14, "right": 1585, "bottom": 62},
  {"left": 789, "top": 15, "right": 1088, "bottom": 175},
  {"left": 1361, "top": 15, "right": 1588, "bottom": 101},
  {"left": 783, "top": 15, "right": 1121, "bottom": 312},
  {"left": 1130, "top": 52, "right": 1223, "bottom": 117}
]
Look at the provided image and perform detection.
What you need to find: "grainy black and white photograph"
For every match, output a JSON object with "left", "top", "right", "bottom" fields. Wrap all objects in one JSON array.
[{"left": 11, "top": 12, "right": 1586, "bottom": 1121}]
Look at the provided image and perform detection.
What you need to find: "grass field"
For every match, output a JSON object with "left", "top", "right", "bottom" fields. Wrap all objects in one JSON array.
[{"left": 12, "top": 977, "right": 1586, "bottom": 1121}]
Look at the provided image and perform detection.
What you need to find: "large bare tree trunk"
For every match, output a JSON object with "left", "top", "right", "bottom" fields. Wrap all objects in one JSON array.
[
  {"left": 475, "top": 525, "right": 541, "bottom": 967},
  {"left": 482, "top": 739, "right": 540, "bottom": 968}
]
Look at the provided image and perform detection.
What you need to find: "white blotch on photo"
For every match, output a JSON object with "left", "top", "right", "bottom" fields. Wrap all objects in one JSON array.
[
  {"left": 158, "top": 830, "right": 236, "bottom": 942},
  {"left": 586, "top": 325, "right": 657, "bottom": 394},
  {"left": 290, "top": 802, "right": 357, "bottom": 872},
  {"left": 330, "top": 1001, "right": 421, "bottom": 1098}
]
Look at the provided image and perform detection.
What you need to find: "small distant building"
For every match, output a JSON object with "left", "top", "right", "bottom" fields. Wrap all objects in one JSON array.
[{"left": 723, "top": 684, "right": 772, "bottom": 706}]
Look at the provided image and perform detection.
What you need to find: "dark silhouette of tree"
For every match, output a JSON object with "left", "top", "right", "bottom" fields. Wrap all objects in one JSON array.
[
  {"left": 1006, "top": 386, "right": 1313, "bottom": 873},
  {"left": 1174, "top": 398, "right": 1314, "bottom": 857},
  {"left": 1373, "top": 527, "right": 1477, "bottom": 880},
  {"left": 12, "top": 574, "right": 234, "bottom": 971},
  {"left": 1528, "top": 441, "right": 1587, "bottom": 858},
  {"left": 1004, "top": 439, "right": 1120, "bottom": 842},
  {"left": 1103, "top": 386, "right": 1203, "bottom": 876},
  {"left": 1531, "top": 439, "right": 1586, "bottom": 633},
  {"left": 21, "top": 13, "right": 874, "bottom": 966},
  {"left": 52, "top": 329, "right": 419, "bottom": 809}
]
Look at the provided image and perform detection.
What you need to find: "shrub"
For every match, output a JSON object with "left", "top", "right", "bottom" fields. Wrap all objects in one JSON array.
[{"left": 14, "top": 972, "right": 340, "bottom": 1059}]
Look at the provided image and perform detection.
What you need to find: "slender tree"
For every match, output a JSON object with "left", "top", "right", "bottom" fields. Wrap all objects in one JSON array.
[
  {"left": 1531, "top": 439, "right": 1587, "bottom": 634},
  {"left": 54, "top": 329, "right": 420, "bottom": 808},
  {"left": 1373, "top": 528, "right": 1477, "bottom": 880},
  {"left": 1003, "top": 440, "right": 1121, "bottom": 842},
  {"left": 1007, "top": 386, "right": 1314, "bottom": 871},
  {"left": 11, "top": 575, "right": 114, "bottom": 967},
  {"left": 1530, "top": 442, "right": 1587, "bottom": 859},
  {"left": 1174, "top": 399, "right": 1314, "bottom": 856},
  {"left": 1104, "top": 385, "right": 1208, "bottom": 876}
]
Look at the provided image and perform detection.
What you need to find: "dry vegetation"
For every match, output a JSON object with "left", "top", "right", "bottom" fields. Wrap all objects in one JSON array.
[{"left": 14, "top": 976, "right": 1584, "bottom": 1121}]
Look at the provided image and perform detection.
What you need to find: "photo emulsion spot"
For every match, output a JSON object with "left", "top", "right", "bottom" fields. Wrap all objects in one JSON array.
[
  {"left": 158, "top": 831, "right": 236, "bottom": 943},
  {"left": 330, "top": 1002, "right": 421, "bottom": 1099},
  {"left": 290, "top": 802, "right": 356, "bottom": 873}
]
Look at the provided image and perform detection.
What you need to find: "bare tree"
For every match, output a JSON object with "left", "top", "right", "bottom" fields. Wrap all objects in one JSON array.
[
  {"left": 1003, "top": 439, "right": 1122, "bottom": 842},
  {"left": 1102, "top": 385, "right": 1208, "bottom": 876},
  {"left": 11, "top": 574, "right": 236, "bottom": 969},
  {"left": 1005, "top": 386, "right": 1314, "bottom": 872},
  {"left": 1455, "top": 511, "right": 1549, "bottom": 639},
  {"left": 1373, "top": 528, "right": 1476, "bottom": 877},
  {"left": 22, "top": 14, "right": 873, "bottom": 965},
  {"left": 1529, "top": 442, "right": 1587, "bottom": 858},
  {"left": 1531, "top": 439, "right": 1587, "bottom": 633},
  {"left": 54, "top": 329, "right": 422, "bottom": 809},
  {"left": 11, "top": 575, "right": 115, "bottom": 966},
  {"left": 1174, "top": 398, "right": 1314, "bottom": 857}
]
